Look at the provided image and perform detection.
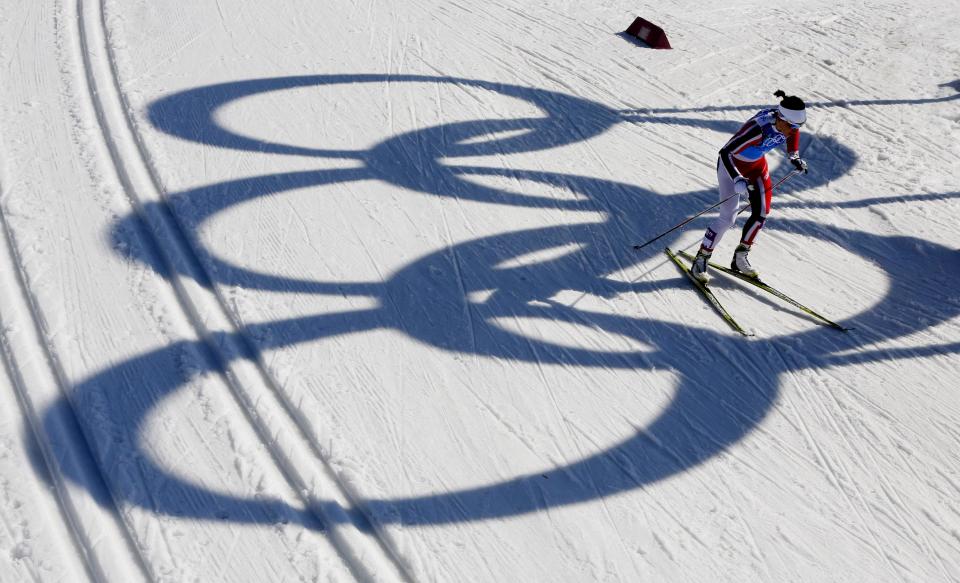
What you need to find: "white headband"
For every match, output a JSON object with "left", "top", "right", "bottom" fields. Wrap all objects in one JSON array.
[{"left": 778, "top": 104, "right": 806, "bottom": 125}]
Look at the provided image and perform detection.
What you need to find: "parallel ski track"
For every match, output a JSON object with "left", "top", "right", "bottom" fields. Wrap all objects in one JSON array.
[
  {"left": 76, "top": 0, "right": 411, "bottom": 580},
  {"left": 0, "top": 0, "right": 162, "bottom": 580},
  {"left": 0, "top": 176, "right": 144, "bottom": 583}
]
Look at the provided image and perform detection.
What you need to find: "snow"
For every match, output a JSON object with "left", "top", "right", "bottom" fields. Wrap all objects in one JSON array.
[{"left": 1, "top": 0, "right": 959, "bottom": 581}]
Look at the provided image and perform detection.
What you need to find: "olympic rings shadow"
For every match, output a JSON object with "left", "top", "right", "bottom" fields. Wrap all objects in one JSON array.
[{"left": 35, "top": 75, "right": 960, "bottom": 531}]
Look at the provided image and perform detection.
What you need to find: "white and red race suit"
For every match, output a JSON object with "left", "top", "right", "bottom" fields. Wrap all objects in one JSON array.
[{"left": 700, "top": 108, "right": 800, "bottom": 251}]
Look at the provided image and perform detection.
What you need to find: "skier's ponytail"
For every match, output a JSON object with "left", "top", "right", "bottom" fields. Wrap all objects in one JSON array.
[{"left": 774, "top": 89, "right": 787, "bottom": 99}]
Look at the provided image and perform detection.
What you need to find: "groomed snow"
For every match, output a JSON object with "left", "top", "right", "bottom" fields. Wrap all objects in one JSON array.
[{"left": 1, "top": 0, "right": 959, "bottom": 581}]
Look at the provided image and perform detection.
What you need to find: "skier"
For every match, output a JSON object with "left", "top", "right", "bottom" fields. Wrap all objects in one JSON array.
[{"left": 690, "top": 90, "right": 809, "bottom": 282}]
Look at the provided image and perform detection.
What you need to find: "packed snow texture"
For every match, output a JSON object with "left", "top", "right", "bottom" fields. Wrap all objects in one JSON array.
[{"left": 1, "top": 0, "right": 959, "bottom": 581}]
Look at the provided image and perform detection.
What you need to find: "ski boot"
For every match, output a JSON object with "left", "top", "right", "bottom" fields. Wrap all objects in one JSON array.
[
  {"left": 690, "top": 247, "right": 712, "bottom": 283},
  {"left": 731, "top": 243, "right": 759, "bottom": 278}
]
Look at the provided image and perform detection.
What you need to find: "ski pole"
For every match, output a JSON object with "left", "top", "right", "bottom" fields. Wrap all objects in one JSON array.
[
  {"left": 632, "top": 192, "right": 739, "bottom": 251},
  {"left": 632, "top": 169, "right": 800, "bottom": 251}
]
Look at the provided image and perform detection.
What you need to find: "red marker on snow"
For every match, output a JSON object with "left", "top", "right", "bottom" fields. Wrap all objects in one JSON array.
[{"left": 625, "top": 17, "right": 672, "bottom": 49}]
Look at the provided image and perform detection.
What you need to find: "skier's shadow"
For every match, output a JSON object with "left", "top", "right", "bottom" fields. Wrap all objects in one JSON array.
[{"left": 34, "top": 74, "right": 960, "bottom": 531}]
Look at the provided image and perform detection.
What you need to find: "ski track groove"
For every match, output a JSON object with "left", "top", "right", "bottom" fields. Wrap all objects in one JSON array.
[
  {"left": 0, "top": 190, "right": 111, "bottom": 583},
  {"left": 743, "top": 391, "right": 892, "bottom": 558},
  {"left": 559, "top": 417, "right": 647, "bottom": 575},
  {"left": 436, "top": 198, "right": 479, "bottom": 358},
  {"left": 77, "top": 3, "right": 213, "bottom": 580},
  {"left": 77, "top": 0, "right": 412, "bottom": 580},
  {"left": 711, "top": 463, "right": 771, "bottom": 579},
  {"left": 0, "top": 1, "right": 185, "bottom": 581},
  {"left": 789, "top": 374, "right": 907, "bottom": 580},
  {"left": 815, "top": 387, "right": 909, "bottom": 554},
  {"left": 815, "top": 365, "right": 956, "bottom": 579},
  {"left": 761, "top": 344, "right": 914, "bottom": 573},
  {"left": 708, "top": 338, "right": 895, "bottom": 541}
]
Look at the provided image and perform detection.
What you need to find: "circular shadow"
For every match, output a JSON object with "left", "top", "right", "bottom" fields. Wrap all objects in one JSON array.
[{"left": 41, "top": 74, "right": 959, "bottom": 533}]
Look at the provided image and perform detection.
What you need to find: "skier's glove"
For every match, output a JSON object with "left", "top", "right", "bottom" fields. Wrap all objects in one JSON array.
[
  {"left": 790, "top": 152, "right": 808, "bottom": 174},
  {"left": 733, "top": 176, "right": 750, "bottom": 196}
]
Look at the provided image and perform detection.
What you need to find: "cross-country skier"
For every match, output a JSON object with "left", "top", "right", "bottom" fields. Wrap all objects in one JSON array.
[{"left": 690, "top": 90, "right": 809, "bottom": 282}]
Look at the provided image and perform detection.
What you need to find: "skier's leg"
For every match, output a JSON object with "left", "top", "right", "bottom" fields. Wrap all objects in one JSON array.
[
  {"left": 693, "top": 160, "right": 740, "bottom": 282},
  {"left": 739, "top": 170, "right": 772, "bottom": 245},
  {"left": 699, "top": 160, "right": 741, "bottom": 252},
  {"left": 732, "top": 169, "right": 773, "bottom": 277}
]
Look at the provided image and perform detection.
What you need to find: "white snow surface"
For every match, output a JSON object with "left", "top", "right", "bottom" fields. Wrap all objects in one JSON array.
[{"left": 1, "top": 0, "right": 959, "bottom": 581}]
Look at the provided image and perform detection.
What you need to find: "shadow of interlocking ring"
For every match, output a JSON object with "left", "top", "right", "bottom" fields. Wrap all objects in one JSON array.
[{"left": 33, "top": 74, "right": 960, "bottom": 529}]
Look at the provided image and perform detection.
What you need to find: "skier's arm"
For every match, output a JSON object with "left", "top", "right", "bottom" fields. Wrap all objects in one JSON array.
[
  {"left": 718, "top": 124, "right": 763, "bottom": 181},
  {"left": 718, "top": 145, "right": 742, "bottom": 181},
  {"left": 786, "top": 130, "right": 800, "bottom": 155},
  {"left": 786, "top": 130, "right": 807, "bottom": 173}
]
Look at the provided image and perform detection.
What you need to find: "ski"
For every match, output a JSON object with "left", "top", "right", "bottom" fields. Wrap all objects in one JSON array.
[
  {"left": 665, "top": 247, "right": 753, "bottom": 336},
  {"left": 677, "top": 249, "right": 851, "bottom": 332}
]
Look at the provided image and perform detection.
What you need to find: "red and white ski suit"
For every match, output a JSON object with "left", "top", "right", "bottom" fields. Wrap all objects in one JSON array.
[{"left": 700, "top": 108, "right": 800, "bottom": 251}]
